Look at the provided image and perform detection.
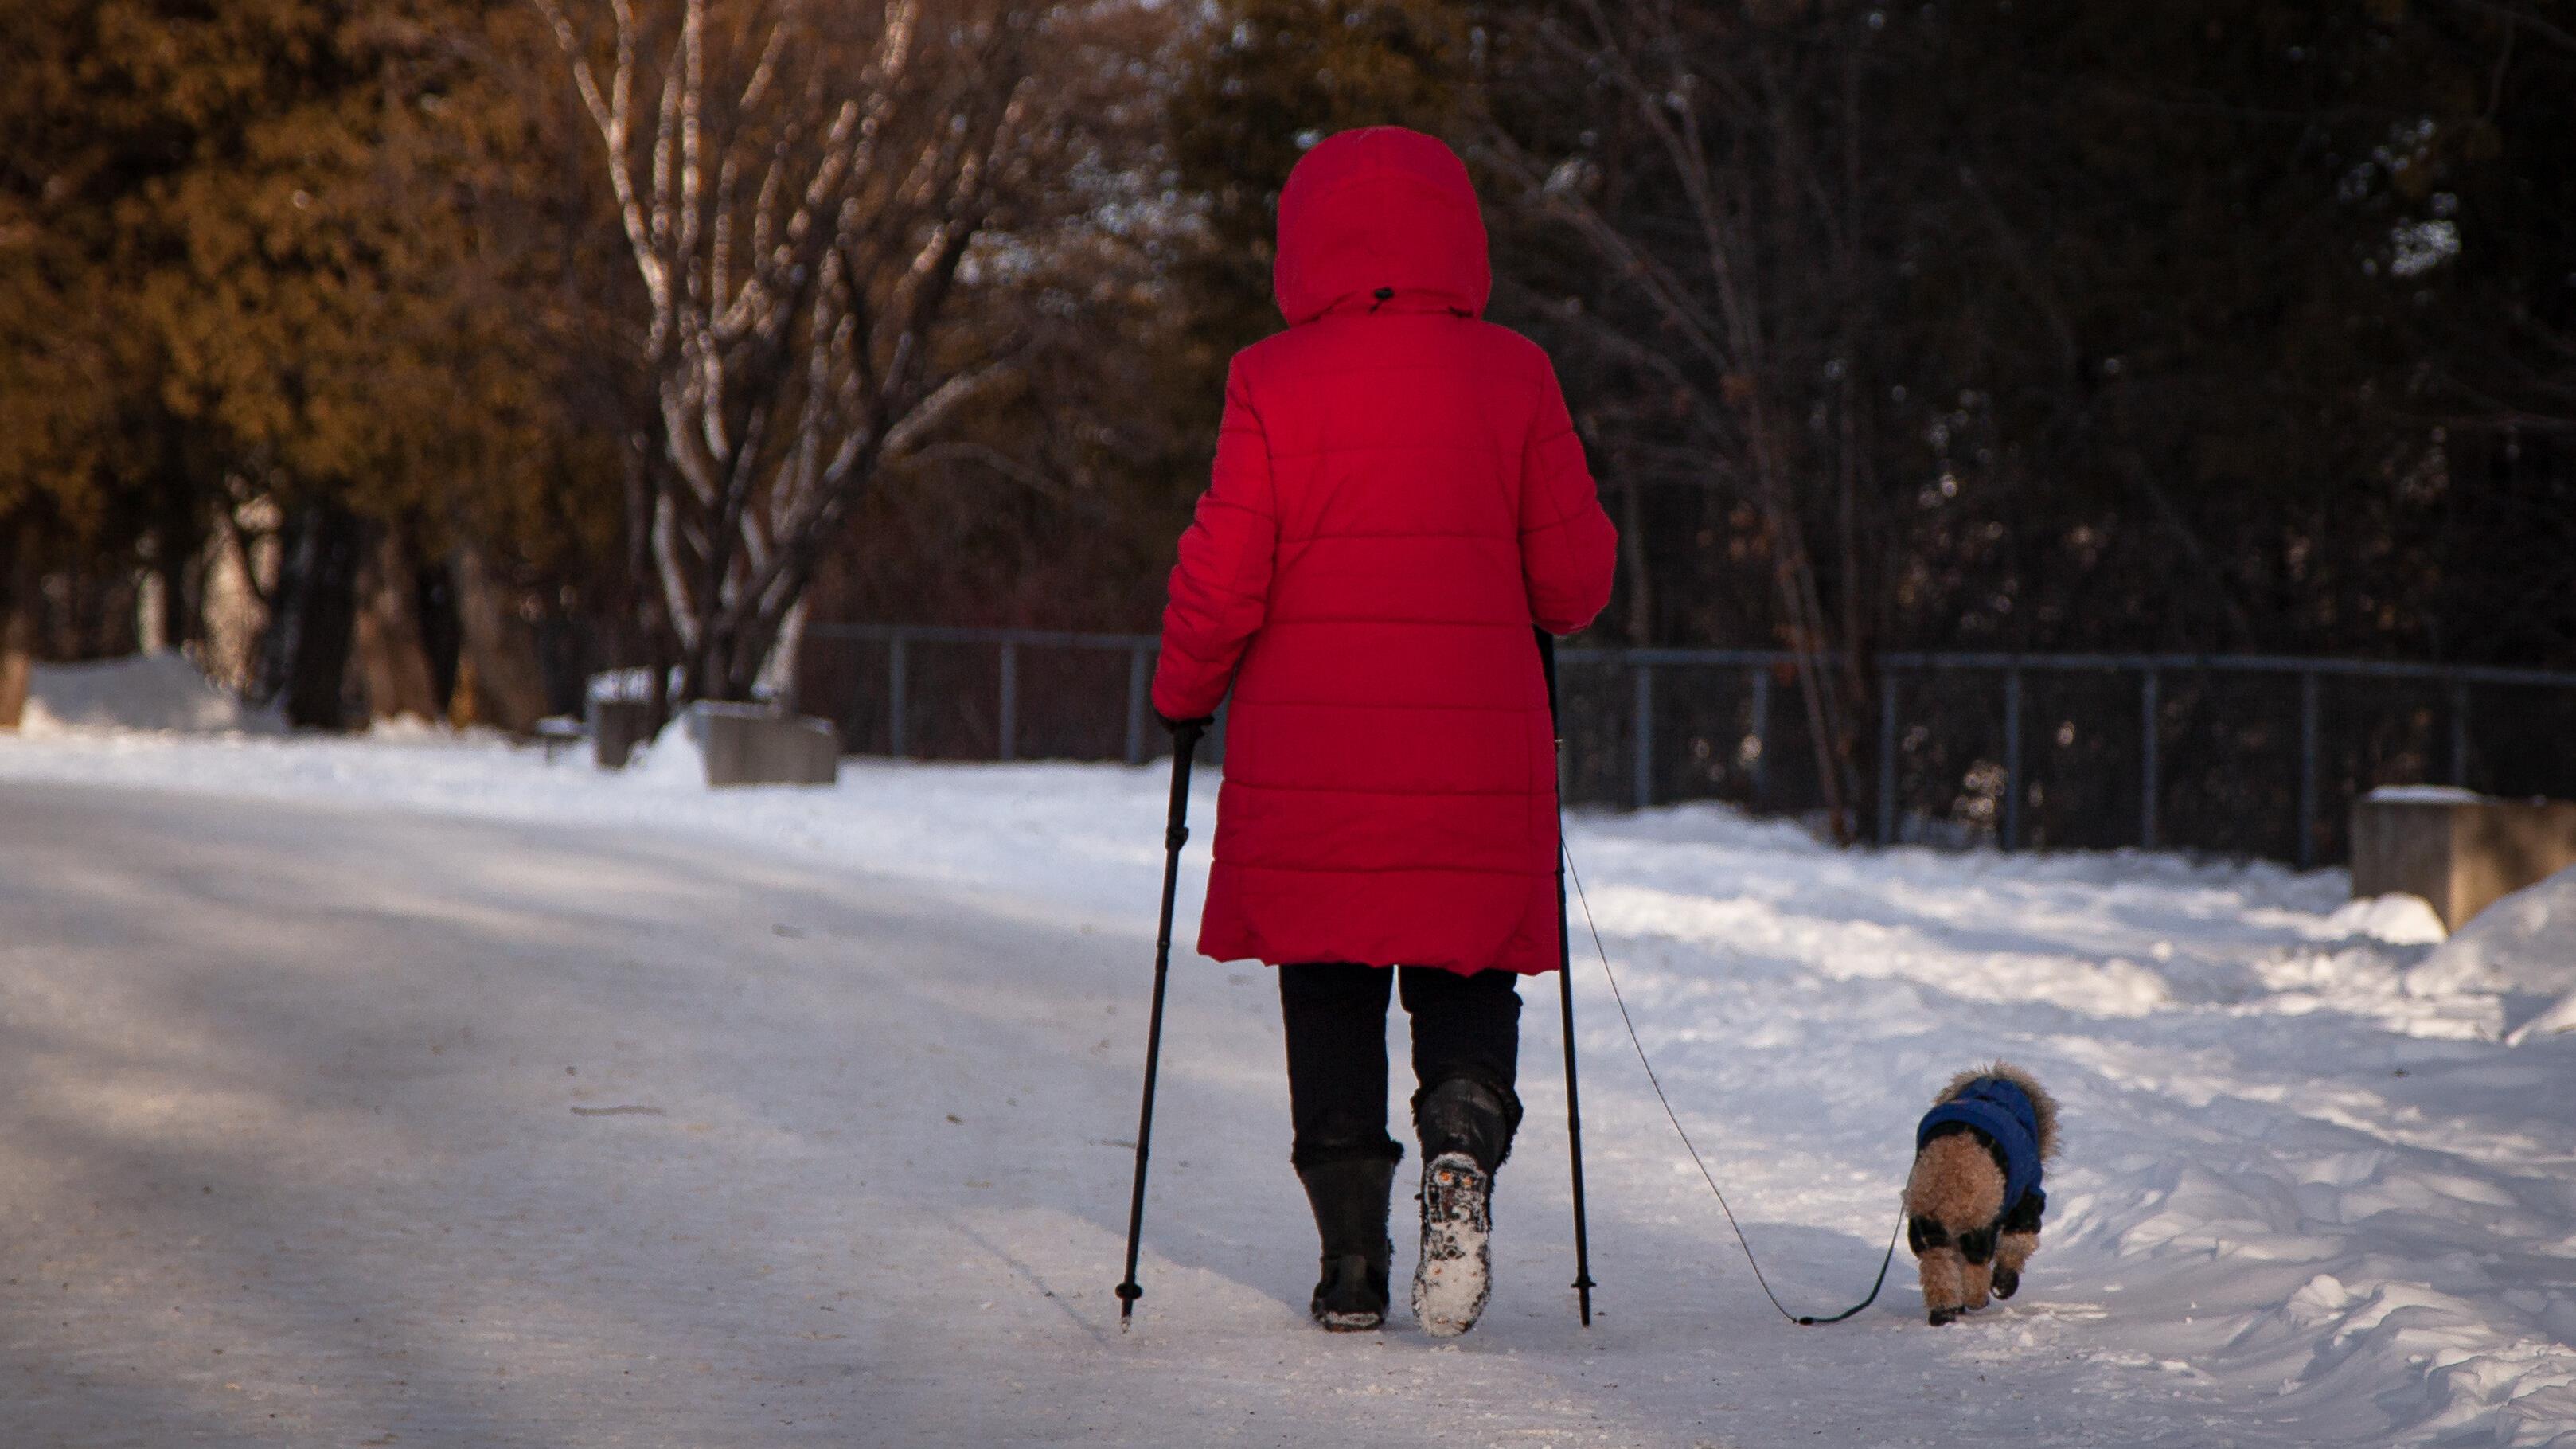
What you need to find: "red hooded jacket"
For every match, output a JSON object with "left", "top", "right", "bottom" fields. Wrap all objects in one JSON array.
[{"left": 1151, "top": 127, "right": 1618, "bottom": 976}]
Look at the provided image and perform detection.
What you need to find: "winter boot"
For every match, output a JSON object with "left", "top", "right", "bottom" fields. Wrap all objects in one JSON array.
[
  {"left": 1411, "top": 1076, "right": 1512, "bottom": 1337},
  {"left": 1296, "top": 1152, "right": 1399, "bottom": 1330}
]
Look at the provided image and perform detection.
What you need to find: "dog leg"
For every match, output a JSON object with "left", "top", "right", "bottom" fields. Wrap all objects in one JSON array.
[
  {"left": 1961, "top": 1256, "right": 1992, "bottom": 1311},
  {"left": 1992, "top": 1229, "right": 2039, "bottom": 1299},
  {"left": 1917, "top": 1248, "right": 1966, "bottom": 1326}
]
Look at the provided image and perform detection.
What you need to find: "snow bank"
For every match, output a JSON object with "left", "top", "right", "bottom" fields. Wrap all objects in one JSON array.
[
  {"left": 16, "top": 651, "right": 278, "bottom": 736},
  {"left": 2406, "top": 866, "right": 2576, "bottom": 1044},
  {"left": 623, "top": 716, "right": 709, "bottom": 788},
  {"left": 2322, "top": 891, "right": 2449, "bottom": 946}
]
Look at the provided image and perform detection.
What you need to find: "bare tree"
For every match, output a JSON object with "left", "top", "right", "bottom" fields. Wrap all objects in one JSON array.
[
  {"left": 530, "top": 0, "right": 1060, "bottom": 701},
  {"left": 1482, "top": 0, "right": 1877, "bottom": 838}
]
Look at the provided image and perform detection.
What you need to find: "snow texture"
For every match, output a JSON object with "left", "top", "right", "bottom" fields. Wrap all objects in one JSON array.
[{"left": 0, "top": 728, "right": 2572, "bottom": 1447}]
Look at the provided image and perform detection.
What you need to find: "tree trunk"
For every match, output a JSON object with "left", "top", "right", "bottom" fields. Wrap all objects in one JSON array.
[
  {"left": 201, "top": 504, "right": 274, "bottom": 696},
  {"left": 280, "top": 504, "right": 365, "bottom": 731},
  {"left": 620, "top": 447, "right": 678, "bottom": 732},
  {"left": 1620, "top": 476, "right": 1653, "bottom": 644},
  {"left": 0, "top": 537, "right": 33, "bottom": 730},
  {"left": 693, "top": 609, "right": 787, "bottom": 705},
  {"left": 154, "top": 506, "right": 204, "bottom": 658},
  {"left": 754, "top": 596, "right": 808, "bottom": 709},
  {"left": 352, "top": 524, "right": 442, "bottom": 723},
  {"left": 450, "top": 542, "right": 550, "bottom": 733}
]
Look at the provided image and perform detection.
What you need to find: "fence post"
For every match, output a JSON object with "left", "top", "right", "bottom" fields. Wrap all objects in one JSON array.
[
  {"left": 1748, "top": 666, "right": 1771, "bottom": 807},
  {"left": 2449, "top": 680, "right": 2471, "bottom": 789},
  {"left": 1126, "top": 646, "right": 1151, "bottom": 767},
  {"left": 2140, "top": 668, "right": 2160, "bottom": 851},
  {"left": 998, "top": 641, "right": 1018, "bottom": 763},
  {"left": 2298, "top": 670, "right": 2320, "bottom": 870},
  {"left": 2002, "top": 667, "right": 2024, "bottom": 853},
  {"left": 888, "top": 635, "right": 908, "bottom": 760},
  {"left": 1632, "top": 659, "right": 1655, "bottom": 811},
  {"left": 1876, "top": 666, "right": 1899, "bottom": 846}
]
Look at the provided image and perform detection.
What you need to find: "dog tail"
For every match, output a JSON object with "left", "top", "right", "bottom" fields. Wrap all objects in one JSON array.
[{"left": 1934, "top": 1060, "right": 2060, "bottom": 1162}]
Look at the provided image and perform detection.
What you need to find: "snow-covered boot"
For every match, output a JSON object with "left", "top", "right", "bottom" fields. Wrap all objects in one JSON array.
[
  {"left": 1411, "top": 1076, "right": 1510, "bottom": 1337},
  {"left": 1296, "top": 1152, "right": 1398, "bottom": 1330}
]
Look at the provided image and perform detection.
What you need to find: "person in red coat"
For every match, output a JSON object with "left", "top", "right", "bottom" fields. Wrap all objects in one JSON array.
[{"left": 1152, "top": 127, "right": 1618, "bottom": 1334}]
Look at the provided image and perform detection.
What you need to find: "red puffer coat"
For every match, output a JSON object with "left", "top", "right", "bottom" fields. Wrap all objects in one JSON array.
[{"left": 1151, "top": 127, "right": 1618, "bottom": 976}]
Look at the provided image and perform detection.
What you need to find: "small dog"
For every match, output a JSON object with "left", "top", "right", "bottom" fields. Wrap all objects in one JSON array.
[{"left": 1903, "top": 1063, "right": 2058, "bottom": 1326}]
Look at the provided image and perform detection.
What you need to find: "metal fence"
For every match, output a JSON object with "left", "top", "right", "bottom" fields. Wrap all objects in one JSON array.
[
  {"left": 802, "top": 623, "right": 1168, "bottom": 765},
  {"left": 799, "top": 623, "right": 2576, "bottom": 868},
  {"left": 1875, "top": 653, "right": 2576, "bottom": 868}
]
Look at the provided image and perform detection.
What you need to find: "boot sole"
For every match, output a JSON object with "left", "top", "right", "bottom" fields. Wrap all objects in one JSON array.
[{"left": 1411, "top": 1152, "right": 1492, "bottom": 1337}]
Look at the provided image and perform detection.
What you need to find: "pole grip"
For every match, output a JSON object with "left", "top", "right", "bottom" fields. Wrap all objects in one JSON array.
[{"left": 1163, "top": 721, "right": 1203, "bottom": 853}]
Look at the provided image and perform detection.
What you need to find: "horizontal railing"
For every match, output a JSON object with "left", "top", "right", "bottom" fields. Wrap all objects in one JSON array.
[{"left": 1876, "top": 650, "right": 2576, "bottom": 689}]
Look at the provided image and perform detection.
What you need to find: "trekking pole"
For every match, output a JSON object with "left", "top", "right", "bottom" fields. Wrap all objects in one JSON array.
[
  {"left": 1116, "top": 718, "right": 1204, "bottom": 1329},
  {"left": 1539, "top": 631, "right": 1597, "bottom": 1326}
]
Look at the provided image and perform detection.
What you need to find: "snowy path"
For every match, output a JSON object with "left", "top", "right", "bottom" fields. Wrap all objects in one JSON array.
[{"left": 1, "top": 736, "right": 2571, "bottom": 1446}]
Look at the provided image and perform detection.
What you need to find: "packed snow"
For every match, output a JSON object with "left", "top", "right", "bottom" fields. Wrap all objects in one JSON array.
[{"left": 1, "top": 724, "right": 2572, "bottom": 1447}]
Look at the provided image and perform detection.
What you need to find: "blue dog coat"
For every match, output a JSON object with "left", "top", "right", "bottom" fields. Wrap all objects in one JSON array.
[{"left": 1917, "top": 1076, "right": 2044, "bottom": 1214}]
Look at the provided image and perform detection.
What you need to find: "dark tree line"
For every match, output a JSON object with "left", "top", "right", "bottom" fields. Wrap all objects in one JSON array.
[{"left": 1159, "top": 0, "right": 2576, "bottom": 838}]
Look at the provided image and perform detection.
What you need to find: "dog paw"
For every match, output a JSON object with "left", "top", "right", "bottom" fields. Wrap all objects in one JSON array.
[
  {"left": 1992, "top": 1265, "right": 2020, "bottom": 1299},
  {"left": 1927, "top": 1308, "right": 1961, "bottom": 1326}
]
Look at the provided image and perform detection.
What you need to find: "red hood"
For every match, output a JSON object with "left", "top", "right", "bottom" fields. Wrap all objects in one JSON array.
[{"left": 1273, "top": 127, "right": 1492, "bottom": 326}]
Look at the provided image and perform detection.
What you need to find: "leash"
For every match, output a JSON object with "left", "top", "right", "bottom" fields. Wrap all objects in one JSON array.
[{"left": 1561, "top": 843, "right": 1903, "bottom": 1326}]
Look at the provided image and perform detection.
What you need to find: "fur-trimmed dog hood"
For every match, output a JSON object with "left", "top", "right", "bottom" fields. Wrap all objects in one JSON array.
[{"left": 1918, "top": 1066, "right": 2055, "bottom": 1213}]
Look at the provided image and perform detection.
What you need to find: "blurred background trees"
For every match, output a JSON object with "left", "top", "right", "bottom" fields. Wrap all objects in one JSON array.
[
  {"left": 0, "top": 0, "right": 615, "bottom": 728},
  {"left": 3, "top": 0, "right": 2571, "bottom": 733}
]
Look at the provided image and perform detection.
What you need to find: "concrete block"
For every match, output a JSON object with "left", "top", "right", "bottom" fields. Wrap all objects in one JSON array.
[
  {"left": 2350, "top": 788, "right": 2576, "bottom": 930},
  {"left": 587, "top": 697, "right": 660, "bottom": 771},
  {"left": 684, "top": 701, "right": 839, "bottom": 788}
]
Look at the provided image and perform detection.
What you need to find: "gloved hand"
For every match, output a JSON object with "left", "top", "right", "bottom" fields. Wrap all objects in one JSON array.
[{"left": 1157, "top": 712, "right": 1216, "bottom": 736}]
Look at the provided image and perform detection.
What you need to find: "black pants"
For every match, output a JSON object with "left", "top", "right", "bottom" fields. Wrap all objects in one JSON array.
[{"left": 1279, "top": 962, "right": 1524, "bottom": 1171}]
